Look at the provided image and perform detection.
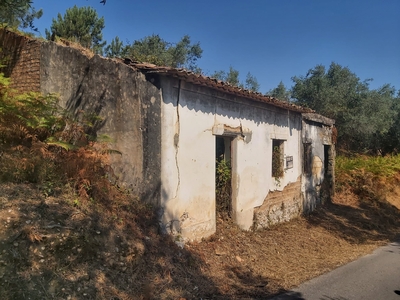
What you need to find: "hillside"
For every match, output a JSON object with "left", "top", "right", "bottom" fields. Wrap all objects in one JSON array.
[{"left": 1, "top": 165, "right": 400, "bottom": 299}]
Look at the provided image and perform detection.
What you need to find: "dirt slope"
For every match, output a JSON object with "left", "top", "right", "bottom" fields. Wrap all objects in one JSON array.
[{"left": 1, "top": 183, "right": 399, "bottom": 300}]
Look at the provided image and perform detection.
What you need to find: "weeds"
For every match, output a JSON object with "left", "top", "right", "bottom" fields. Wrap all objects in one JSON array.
[
  {"left": 0, "top": 61, "right": 119, "bottom": 205},
  {"left": 216, "top": 158, "right": 231, "bottom": 216},
  {"left": 335, "top": 154, "right": 400, "bottom": 201}
]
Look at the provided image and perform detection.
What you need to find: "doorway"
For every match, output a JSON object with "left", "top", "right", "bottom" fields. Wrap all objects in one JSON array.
[
  {"left": 215, "top": 136, "right": 233, "bottom": 218},
  {"left": 324, "top": 145, "right": 330, "bottom": 177}
]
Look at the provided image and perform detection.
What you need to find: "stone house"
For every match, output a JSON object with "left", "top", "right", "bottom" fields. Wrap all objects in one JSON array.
[{"left": 0, "top": 29, "right": 335, "bottom": 241}]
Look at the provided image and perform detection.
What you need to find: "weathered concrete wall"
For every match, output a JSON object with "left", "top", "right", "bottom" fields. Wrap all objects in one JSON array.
[
  {"left": 0, "top": 29, "right": 41, "bottom": 93},
  {"left": 39, "top": 42, "right": 162, "bottom": 203},
  {"left": 0, "top": 29, "right": 162, "bottom": 204},
  {"left": 302, "top": 117, "right": 335, "bottom": 212},
  {"left": 159, "top": 77, "right": 304, "bottom": 240}
]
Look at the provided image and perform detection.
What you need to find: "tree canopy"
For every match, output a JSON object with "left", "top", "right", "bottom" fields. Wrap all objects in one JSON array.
[
  {"left": 0, "top": 0, "right": 42, "bottom": 30},
  {"left": 211, "top": 67, "right": 260, "bottom": 92},
  {"left": 45, "top": 5, "right": 106, "bottom": 54},
  {"left": 126, "top": 34, "right": 203, "bottom": 72},
  {"left": 292, "top": 62, "right": 396, "bottom": 153},
  {"left": 104, "top": 36, "right": 129, "bottom": 58},
  {"left": 244, "top": 72, "right": 260, "bottom": 92},
  {"left": 267, "top": 81, "right": 291, "bottom": 101}
]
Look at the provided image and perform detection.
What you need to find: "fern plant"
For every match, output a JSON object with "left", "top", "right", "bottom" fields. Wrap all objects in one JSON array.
[{"left": 0, "top": 64, "right": 119, "bottom": 203}]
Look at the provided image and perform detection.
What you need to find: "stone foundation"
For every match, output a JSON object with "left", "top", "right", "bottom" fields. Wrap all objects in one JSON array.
[{"left": 254, "top": 179, "right": 302, "bottom": 228}]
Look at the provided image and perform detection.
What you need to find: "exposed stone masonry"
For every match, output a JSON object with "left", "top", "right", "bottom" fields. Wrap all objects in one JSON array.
[
  {"left": 0, "top": 30, "right": 41, "bottom": 93},
  {"left": 254, "top": 179, "right": 302, "bottom": 228}
]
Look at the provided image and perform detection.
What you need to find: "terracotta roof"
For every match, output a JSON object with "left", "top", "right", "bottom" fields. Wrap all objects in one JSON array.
[{"left": 121, "top": 59, "right": 314, "bottom": 114}]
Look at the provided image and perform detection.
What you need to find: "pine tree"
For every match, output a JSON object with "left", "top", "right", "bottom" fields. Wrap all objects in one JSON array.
[
  {"left": 0, "top": 0, "right": 42, "bottom": 30},
  {"left": 127, "top": 34, "right": 203, "bottom": 71},
  {"left": 45, "top": 6, "right": 106, "bottom": 54},
  {"left": 104, "top": 36, "right": 129, "bottom": 58}
]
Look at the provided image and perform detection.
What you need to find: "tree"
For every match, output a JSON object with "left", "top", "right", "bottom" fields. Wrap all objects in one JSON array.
[
  {"left": 225, "top": 66, "right": 240, "bottom": 86},
  {"left": 211, "top": 67, "right": 260, "bottom": 92},
  {"left": 211, "top": 67, "right": 239, "bottom": 86},
  {"left": 245, "top": 72, "right": 260, "bottom": 92},
  {"left": 0, "top": 0, "right": 42, "bottom": 30},
  {"left": 292, "top": 62, "right": 396, "bottom": 152},
  {"left": 375, "top": 86, "right": 400, "bottom": 154},
  {"left": 127, "top": 34, "right": 203, "bottom": 72},
  {"left": 104, "top": 36, "right": 129, "bottom": 58},
  {"left": 267, "top": 81, "right": 291, "bottom": 101},
  {"left": 45, "top": 6, "right": 106, "bottom": 54}
]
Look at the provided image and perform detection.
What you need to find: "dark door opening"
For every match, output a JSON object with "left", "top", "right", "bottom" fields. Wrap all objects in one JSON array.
[
  {"left": 324, "top": 145, "right": 330, "bottom": 177},
  {"left": 216, "top": 136, "right": 233, "bottom": 218}
]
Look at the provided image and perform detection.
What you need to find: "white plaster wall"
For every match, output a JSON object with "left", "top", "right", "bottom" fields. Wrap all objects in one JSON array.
[{"left": 160, "top": 78, "right": 303, "bottom": 240}]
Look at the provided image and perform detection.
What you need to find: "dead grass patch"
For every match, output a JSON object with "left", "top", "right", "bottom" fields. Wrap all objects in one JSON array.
[{"left": 1, "top": 156, "right": 400, "bottom": 298}]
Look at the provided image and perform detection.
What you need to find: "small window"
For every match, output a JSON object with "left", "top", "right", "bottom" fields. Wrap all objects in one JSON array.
[
  {"left": 272, "top": 140, "right": 284, "bottom": 177},
  {"left": 303, "top": 143, "right": 312, "bottom": 175}
]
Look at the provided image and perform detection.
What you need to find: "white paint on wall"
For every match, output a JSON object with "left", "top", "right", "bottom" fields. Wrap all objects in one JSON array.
[{"left": 160, "top": 79, "right": 305, "bottom": 240}]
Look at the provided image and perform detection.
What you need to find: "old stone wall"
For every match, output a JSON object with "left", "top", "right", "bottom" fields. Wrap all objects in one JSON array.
[
  {"left": 39, "top": 42, "right": 162, "bottom": 203},
  {"left": 0, "top": 29, "right": 41, "bottom": 93},
  {"left": 254, "top": 178, "right": 302, "bottom": 228},
  {"left": 0, "top": 29, "right": 162, "bottom": 204}
]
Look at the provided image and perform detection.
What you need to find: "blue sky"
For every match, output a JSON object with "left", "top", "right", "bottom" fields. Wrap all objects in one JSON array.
[{"left": 31, "top": 0, "right": 399, "bottom": 93}]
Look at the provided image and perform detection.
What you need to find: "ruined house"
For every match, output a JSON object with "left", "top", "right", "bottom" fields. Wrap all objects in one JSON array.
[{"left": 0, "top": 29, "right": 335, "bottom": 241}]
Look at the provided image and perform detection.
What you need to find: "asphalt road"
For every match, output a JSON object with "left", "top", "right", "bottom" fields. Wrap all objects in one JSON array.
[{"left": 271, "top": 239, "right": 400, "bottom": 300}]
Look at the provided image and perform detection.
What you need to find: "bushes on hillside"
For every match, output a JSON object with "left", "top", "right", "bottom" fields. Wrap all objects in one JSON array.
[{"left": 0, "top": 66, "right": 118, "bottom": 203}]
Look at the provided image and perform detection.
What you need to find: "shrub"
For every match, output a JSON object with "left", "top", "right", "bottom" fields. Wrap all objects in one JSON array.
[
  {"left": 0, "top": 67, "right": 119, "bottom": 203},
  {"left": 216, "top": 158, "right": 231, "bottom": 216}
]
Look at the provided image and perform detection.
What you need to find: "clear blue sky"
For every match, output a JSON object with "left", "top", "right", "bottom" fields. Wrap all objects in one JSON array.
[{"left": 31, "top": 0, "right": 399, "bottom": 93}]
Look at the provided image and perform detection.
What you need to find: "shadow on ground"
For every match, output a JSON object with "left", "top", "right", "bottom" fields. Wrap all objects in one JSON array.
[
  {"left": 0, "top": 183, "right": 221, "bottom": 299},
  {"left": 306, "top": 198, "right": 400, "bottom": 244}
]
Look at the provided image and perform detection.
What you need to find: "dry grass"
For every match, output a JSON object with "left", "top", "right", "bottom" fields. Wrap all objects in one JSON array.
[
  {"left": 0, "top": 178, "right": 399, "bottom": 300},
  {"left": 1, "top": 155, "right": 400, "bottom": 299}
]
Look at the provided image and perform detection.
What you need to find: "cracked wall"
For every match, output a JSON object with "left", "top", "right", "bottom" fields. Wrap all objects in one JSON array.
[{"left": 159, "top": 78, "right": 304, "bottom": 241}]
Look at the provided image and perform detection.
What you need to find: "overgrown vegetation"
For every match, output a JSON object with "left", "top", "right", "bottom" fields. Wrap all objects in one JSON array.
[
  {"left": 2, "top": 148, "right": 400, "bottom": 299},
  {"left": 211, "top": 67, "right": 260, "bottom": 91},
  {"left": 45, "top": 5, "right": 106, "bottom": 54},
  {"left": 215, "top": 158, "right": 232, "bottom": 217},
  {"left": 0, "top": 62, "right": 118, "bottom": 203},
  {"left": 0, "top": 0, "right": 43, "bottom": 30},
  {"left": 336, "top": 154, "right": 400, "bottom": 204},
  {"left": 272, "top": 144, "right": 284, "bottom": 178}
]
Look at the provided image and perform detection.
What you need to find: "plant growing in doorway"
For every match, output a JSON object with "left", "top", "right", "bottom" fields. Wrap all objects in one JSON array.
[{"left": 216, "top": 157, "right": 231, "bottom": 218}]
